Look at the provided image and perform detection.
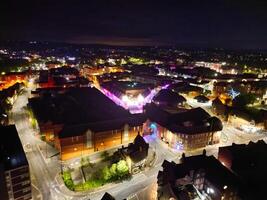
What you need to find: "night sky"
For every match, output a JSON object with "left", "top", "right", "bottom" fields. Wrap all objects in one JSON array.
[{"left": 1, "top": 0, "right": 267, "bottom": 49}]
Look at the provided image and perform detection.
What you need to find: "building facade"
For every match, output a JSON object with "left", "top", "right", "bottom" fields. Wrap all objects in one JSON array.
[
  {"left": 55, "top": 123, "right": 143, "bottom": 160},
  {"left": 144, "top": 104, "right": 222, "bottom": 151},
  {"left": 0, "top": 125, "right": 31, "bottom": 200},
  {"left": 157, "top": 153, "right": 242, "bottom": 200}
]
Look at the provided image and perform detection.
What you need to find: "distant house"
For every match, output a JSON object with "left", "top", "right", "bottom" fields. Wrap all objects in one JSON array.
[
  {"left": 0, "top": 125, "right": 31, "bottom": 200},
  {"left": 194, "top": 95, "right": 210, "bottom": 103},
  {"left": 144, "top": 104, "right": 222, "bottom": 150},
  {"left": 169, "top": 82, "right": 203, "bottom": 97},
  {"left": 157, "top": 152, "right": 242, "bottom": 200},
  {"left": 228, "top": 107, "right": 267, "bottom": 130},
  {"left": 212, "top": 97, "right": 228, "bottom": 120},
  {"left": 152, "top": 89, "right": 186, "bottom": 108},
  {"left": 37, "top": 66, "right": 87, "bottom": 88},
  {"left": 213, "top": 81, "right": 267, "bottom": 99},
  {"left": 213, "top": 81, "right": 231, "bottom": 96},
  {"left": 133, "top": 74, "right": 172, "bottom": 86},
  {"left": 45, "top": 60, "right": 62, "bottom": 69}
]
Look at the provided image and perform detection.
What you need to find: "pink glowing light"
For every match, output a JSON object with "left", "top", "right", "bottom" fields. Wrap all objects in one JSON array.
[{"left": 100, "top": 86, "right": 165, "bottom": 114}]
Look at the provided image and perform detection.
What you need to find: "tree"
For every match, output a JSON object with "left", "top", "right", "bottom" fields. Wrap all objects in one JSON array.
[
  {"left": 110, "top": 163, "right": 117, "bottom": 178},
  {"left": 80, "top": 157, "right": 87, "bottom": 167},
  {"left": 80, "top": 156, "right": 91, "bottom": 167},
  {"left": 102, "top": 166, "right": 112, "bottom": 181},
  {"left": 233, "top": 94, "right": 257, "bottom": 108},
  {"left": 116, "top": 160, "right": 129, "bottom": 177}
]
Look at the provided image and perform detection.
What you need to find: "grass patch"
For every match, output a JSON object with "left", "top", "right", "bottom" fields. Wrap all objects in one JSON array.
[
  {"left": 63, "top": 159, "right": 131, "bottom": 192},
  {"left": 75, "top": 179, "right": 105, "bottom": 191}
]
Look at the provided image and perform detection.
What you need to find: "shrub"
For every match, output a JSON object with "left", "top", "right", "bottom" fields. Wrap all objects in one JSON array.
[
  {"left": 101, "top": 151, "right": 110, "bottom": 161},
  {"left": 102, "top": 166, "right": 112, "bottom": 181},
  {"left": 62, "top": 171, "right": 74, "bottom": 191},
  {"left": 116, "top": 160, "right": 129, "bottom": 178}
]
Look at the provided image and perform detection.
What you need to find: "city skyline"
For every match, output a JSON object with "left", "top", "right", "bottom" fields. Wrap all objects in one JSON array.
[{"left": 1, "top": 1, "right": 267, "bottom": 200}]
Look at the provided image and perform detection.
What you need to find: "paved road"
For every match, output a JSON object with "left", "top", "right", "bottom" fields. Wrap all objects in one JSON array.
[
  {"left": 85, "top": 138, "right": 179, "bottom": 200},
  {"left": 10, "top": 87, "right": 71, "bottom": 200},
  {"left": 10, "top": 86, "right": 179, "bottom": 200},
  {"left": 9, "top": 86, "right": 267, "bottom": 200}
]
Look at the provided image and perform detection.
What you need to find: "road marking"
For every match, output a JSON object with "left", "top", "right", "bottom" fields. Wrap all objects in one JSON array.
[{"left": 32, "top": 183, "right": 43, "bottom": 200}]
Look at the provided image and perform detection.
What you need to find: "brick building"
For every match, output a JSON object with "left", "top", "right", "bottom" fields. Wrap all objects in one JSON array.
[
  {"left": 144, "top": 104, "right": 222, "bottom": 151},
  {"left": 28, "top": 87, "right": 146, "bottom": 160}
]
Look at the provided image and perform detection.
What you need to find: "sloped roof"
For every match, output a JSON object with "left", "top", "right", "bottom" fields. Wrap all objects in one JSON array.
[
  {"left": 145, "top": 104, "right": 222, "bottom": 135},
  {"left": 58, "top": 114, "right": 146, "bottom": 138},
  {"left": 212, "top": 97, "right": 224, "bottom": 105},
  {"left": 28, "top": 87, "right": 131, "bottom": 125},
  {"left": 194, "top": 95, "right": 209, "bottom": 103},
  {"left": 153, "top": 89, "right": 186, "bottom": 104},
  {"left": 160, "top": 154, "right": 241, "bottom": 191},
  {"left": 101, "top": 192, "right": 115, "bottom": 200}
]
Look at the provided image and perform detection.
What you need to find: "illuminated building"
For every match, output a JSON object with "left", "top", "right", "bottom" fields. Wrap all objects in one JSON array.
[
  {"left": 195, "top": 61, "right": 223, "bottom": 73},
  {"left": 168, "top": 82, "right": 203, "bottom": 98},
  {"left": 80, "top": 66, "right": 124, "bottom": 76},
  {"left": 144, "top": 104, "right": 222, "bottom": 150},
  {"left": 157, "top": 152, "right": 242, "bottom": 200},
  {"left": 56, "top": 115, "right": 145, "bottom": 160},
  {"left": 37, "top": 67, "right": 90, "bottom": 88},
  {"left": 115, "top": 133, "right": 149, "bottom": 173},
  {"left": 28, "top": 87, "right": 146, "bottom": 160},
  {"left": 0, "top": 83, "right": 25, "bottom": 117},
  {"left": 101, "top": 81, "right": 156, "bottom": 113},
  {"left": 0, "top": 72, "right": 28, "bottom": 90},
  {"left": 0, "top": 125, "right": 31, "bottom": 200},
  {"left": 213, "top": 81, "right": 267, "bottom": 99},
  {"left": 152, "top": 89, "right": 186, "bottom": 108},
  {"left": 45, "top": 60, "right": 62, "bottom": 69},
  {"left": 133, "top": 74, "right": 172, "bottom": 86}
]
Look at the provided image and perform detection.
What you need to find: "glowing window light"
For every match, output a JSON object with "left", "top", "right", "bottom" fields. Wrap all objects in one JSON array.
[
  {"left": 122, "top": 95, "right": 128, "bottom": 102},
  {"left": 102, "top": 87, "right": 161, "bottom": 113},
  {"left": 176, "top": 141, "right": 184, "bottom": 150},
  {"left": 137, "top": 94, "right": 144, "bottom": 103}
]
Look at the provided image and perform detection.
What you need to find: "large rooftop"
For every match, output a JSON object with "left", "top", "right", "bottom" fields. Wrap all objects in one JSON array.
[
  {"left": 160, "top": 154, "right": 241, "bottom": 192},
  {"left": 29, "top": 87, "right": 131, "bottom": 125},
  {"left": 101, "top": 80, "right": 153, "bottom": 97},
  {"left": 145, "top": 103, "right": 222, "bottom": 134},
  {"left": 0, "top": 125, "right": 28, "bottom": 170}
]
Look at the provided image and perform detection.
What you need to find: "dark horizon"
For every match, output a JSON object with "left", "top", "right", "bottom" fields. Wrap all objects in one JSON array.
[
  {"left": 2, "top": 40, "right": 267, "bottom": 53},
  {"left": 1, "top": 0, "right": 267, "bottom": 49}
]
